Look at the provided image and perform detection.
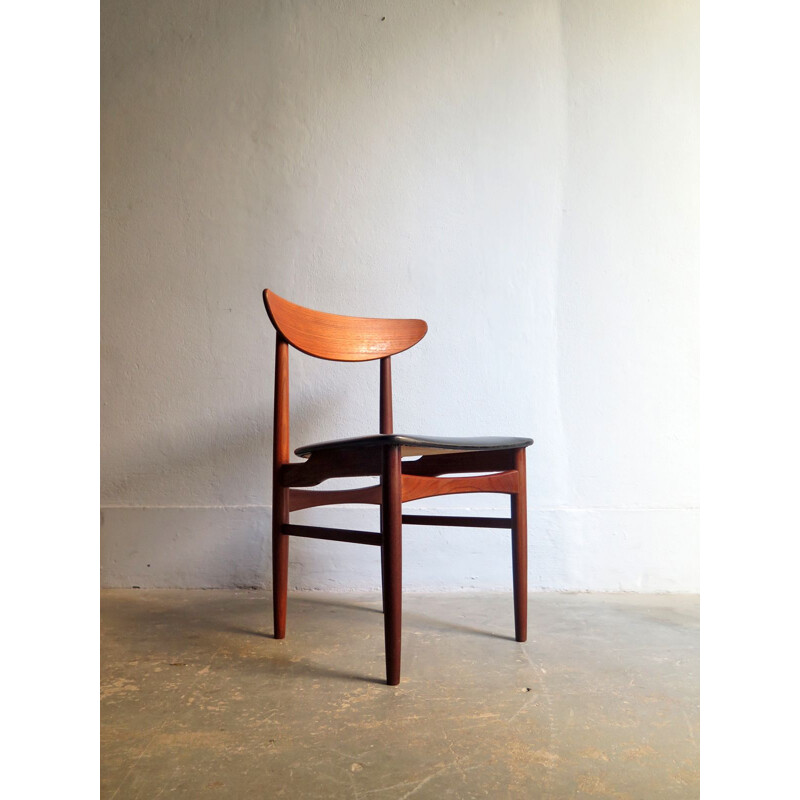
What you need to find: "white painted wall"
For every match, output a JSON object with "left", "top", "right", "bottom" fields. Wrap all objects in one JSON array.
[{"left": 101, "top": 0, "right": 698, "bottom": 591}]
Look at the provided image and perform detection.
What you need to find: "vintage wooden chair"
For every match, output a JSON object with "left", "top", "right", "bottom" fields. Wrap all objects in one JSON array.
[{"left": 264, "top": 289, "right": 533, "bottom": 685}]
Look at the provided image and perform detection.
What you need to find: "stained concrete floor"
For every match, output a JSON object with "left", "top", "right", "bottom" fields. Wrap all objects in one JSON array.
[{"left": 101, "top": 591, "right": 699, "bottom": 799}]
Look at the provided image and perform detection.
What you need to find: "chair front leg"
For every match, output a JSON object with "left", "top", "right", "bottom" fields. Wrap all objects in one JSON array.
[
  {"left": 510, "top": 448, "right": 528, "bottom": 642},
  {"left": 381, "top": 445, "right": 403, "bottom": 685},
  {"left": 272, "top": 483, "right": 289, "bottom": 639}
]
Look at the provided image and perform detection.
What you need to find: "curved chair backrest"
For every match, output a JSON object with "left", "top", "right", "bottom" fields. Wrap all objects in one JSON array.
[{"left": 263, "top": 290, "right": 428, "bottom": 362}]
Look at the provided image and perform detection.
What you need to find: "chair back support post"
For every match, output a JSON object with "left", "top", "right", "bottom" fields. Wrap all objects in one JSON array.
[
  {"left": 273, "top": 334, "right": 290, "bottom": 467},
  {"left": 379, "top": 356, "right": 393, "bottom": 434},
  {"left": 271, "top": 333, "right": 290, "bottom": 638}
]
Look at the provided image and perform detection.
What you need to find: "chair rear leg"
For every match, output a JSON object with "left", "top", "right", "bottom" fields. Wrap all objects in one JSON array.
[
  {"left": 381, "top": 445, "right": 403, "bottom": 685},
  {"left": 511, "top": 448, "right": 528, "bottom": 642},
  {"left": 272, "top": 485, "right": 289, "bottom": 638}
]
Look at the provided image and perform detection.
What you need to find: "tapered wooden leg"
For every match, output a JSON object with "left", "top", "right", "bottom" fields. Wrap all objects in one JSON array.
[
  {"left": 511, "top": 448, "right": 528, "bottom": 642},
  {"left": 272, "top": 335, "right": 290, "bottom": 639},
  {"left": 272, "top": 484, "right": 289, "bottom": 639},
  {"left": 380, "top": 547, "right": 385, "bottom": 614},
  {"left": 381, "top": 445, "right": 402, "bottom": 685}
]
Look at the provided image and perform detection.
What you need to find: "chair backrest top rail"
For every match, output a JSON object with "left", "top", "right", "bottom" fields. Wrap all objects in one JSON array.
[{"left": 264, "top": 289, "right": 428, "bottom": 362}]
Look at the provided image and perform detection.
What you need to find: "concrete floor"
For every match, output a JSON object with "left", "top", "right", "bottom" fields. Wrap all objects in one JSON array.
[{"left": 101, "top": 591, "right": 698, "bottom": 799}]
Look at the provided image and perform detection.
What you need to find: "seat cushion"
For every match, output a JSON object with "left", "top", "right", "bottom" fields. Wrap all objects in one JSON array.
[{"left": 294, "top": 434, "right": 533, "bottom": 459}]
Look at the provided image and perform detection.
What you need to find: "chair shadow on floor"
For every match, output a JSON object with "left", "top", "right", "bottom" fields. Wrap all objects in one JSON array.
[
  {"left": 285, "top": 594, "right": 518, "bottom": 643},
  {"left": 102, "top": 590, "right": 517, "bottom": 686}
]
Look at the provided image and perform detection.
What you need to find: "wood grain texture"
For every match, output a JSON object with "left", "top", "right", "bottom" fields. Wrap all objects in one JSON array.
[
  {"left": 272, "top": 336, "right": 290, "bottom": 639},
  {"left": 288, "top": 484, "right": 381, "bottom": 512},
  {"left": 280, "top": 448, "right": 518, "bottom": 488},
  {"left": 401, "top": 514, "right": 513, "bottom": 529},
  {"left": 283, "top": 523, "right": 382, "bottom": 547},
  {"left": 264, "top": 289, "right": 427, "bottom": 362},
  {"left": 402, "top": 449, "right": 517, "bottom": 477},
  {"left": 280, "top": 449, "right": 382, "bottom": 487},
  {"left": 401, "top": 471, "right": 519, "bottom": 503},
  {"left": 380, "top": 357, "right": 393, "bottom": 434},
  {"left": 381, "top": 445, "right": 403, "bottom": 686},
  {"left": 511, "top": 448, "right": 528, "bottom": 642},
  {"left": 285, "top": 470, "right": 520, "bottom": 505}
]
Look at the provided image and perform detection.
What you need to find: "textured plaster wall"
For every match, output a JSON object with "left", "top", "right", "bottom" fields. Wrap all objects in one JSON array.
[{"left": 101, "top": 0, "right": 699, "bottom": 591}]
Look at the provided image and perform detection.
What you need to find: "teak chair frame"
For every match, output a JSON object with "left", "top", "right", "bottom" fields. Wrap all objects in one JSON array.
[{"left": 264, "top": 290, "right": 532, "bottom": 685}]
